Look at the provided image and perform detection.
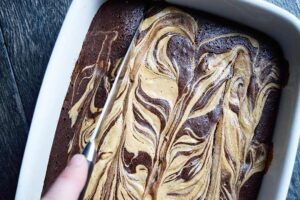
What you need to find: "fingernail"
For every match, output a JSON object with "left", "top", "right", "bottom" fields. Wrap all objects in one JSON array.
[{"left": 68, "top": 154, "right": 85, "bottom": 168}]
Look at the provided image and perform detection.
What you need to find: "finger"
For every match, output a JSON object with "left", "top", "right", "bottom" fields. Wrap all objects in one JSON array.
[{"left": 42, "top": 154, "right": 88, "bottom": 200}]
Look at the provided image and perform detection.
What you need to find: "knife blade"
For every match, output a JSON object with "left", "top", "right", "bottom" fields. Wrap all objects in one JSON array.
[{"left": 79, "top": 27, "right": 139, "bottom": 199}]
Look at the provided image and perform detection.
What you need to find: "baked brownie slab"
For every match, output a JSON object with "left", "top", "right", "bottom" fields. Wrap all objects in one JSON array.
[{"left": 44, "top": 1, "right": 285, "bottom": 199}]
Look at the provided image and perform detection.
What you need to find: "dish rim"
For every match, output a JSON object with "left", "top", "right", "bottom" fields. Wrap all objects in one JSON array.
[{"left": 16, "top": 0, "right": 300, "bottom": 199}]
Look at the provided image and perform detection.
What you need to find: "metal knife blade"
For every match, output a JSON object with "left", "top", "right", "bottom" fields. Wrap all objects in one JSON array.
[
  {"left": 89, "top": 36, "right": 136, "bottom": 142},
  {"left": 79, "top": 27, "right": 139, "bottom": 199},
  {"left": 83, "top": 28, "right": 138, "bottom": 157}
]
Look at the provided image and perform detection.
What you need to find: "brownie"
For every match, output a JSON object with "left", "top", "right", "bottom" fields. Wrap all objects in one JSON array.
[
  {"left": 43, "top": 1, "right": 286, "bottom": 199},
  {"left": 42, "top": 0, "right": 145, "bottom": 194}
]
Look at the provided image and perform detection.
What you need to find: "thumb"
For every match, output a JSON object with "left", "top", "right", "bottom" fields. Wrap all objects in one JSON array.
[{"left": 42, "top": 154, "right": 88, "bottom": 200}]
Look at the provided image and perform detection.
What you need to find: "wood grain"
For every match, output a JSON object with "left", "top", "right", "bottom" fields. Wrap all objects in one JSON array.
[
  {"left": 0, "top": 28, "right": 28, "bottom": 199},
  {"left": 287, "top": 146, "right": 300, "bottom": 200},
  {"left": 0, "top": 0, "right": 71, "bottom": 199},
  {"left": 0, "top": 0, "right": 299, "bottom": 199},
  {"left": 269, "top": 0, "right": 300, "bottom": 18},
  {"left": 0, "top": 0, "right": 72, "bottom": 123}
]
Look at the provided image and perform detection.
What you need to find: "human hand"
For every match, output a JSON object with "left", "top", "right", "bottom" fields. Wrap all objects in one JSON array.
[{"left": 42, "top": 154, "right": 88, "bottom": 200}]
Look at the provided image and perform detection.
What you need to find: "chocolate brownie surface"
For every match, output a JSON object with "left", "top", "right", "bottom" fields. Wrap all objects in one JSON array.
[
  {"left": 44, "top": 1, "right": 286, "bottom": 199},
  {"left": 43, "top": 0, "right": 145, "bottom": 193}
]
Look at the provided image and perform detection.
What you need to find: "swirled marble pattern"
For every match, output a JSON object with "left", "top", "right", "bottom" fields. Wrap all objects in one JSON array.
[
  {"left": 82, "top": 7, "right": 281, "bottom": 200},
  {"left": 45, "top": 2, "right": 285, "bottom": 200},
  {"left": 43, "top": 0, "right": 145, "bottom": 193}
]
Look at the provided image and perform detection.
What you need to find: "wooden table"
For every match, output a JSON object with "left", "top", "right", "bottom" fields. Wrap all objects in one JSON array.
[{"left": 0, "top": 0, "right": 299, "bottom": 199}]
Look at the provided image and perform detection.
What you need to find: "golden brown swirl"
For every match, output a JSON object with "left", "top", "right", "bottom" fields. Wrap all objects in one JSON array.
[
  {"left": 69, "top": 7, "right": 280, "bottom": 200},
  {"left": 67, "top": 31, "right": 120, "bottom": 155}
]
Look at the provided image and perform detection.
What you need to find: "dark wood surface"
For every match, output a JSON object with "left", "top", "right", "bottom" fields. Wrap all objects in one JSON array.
[
  {"left": 0, "top": 1, "right": 72, "bottom": 199},
  {"left": 0, "top": 0, "right": 299, "bottom": 199}
]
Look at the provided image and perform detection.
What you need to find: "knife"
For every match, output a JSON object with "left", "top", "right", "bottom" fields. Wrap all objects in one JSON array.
[{"left": 78, "top": 28, "right": 139, "bottom": 199}]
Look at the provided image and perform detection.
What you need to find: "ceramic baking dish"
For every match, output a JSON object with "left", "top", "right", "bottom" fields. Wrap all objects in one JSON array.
[{"left": 15, "top": 0, "right": 300, "bottom": 199}]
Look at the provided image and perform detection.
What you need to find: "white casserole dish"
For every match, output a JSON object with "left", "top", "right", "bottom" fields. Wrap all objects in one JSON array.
[{"left": 16, "top": 0, "right": 300, "bottom": 199}]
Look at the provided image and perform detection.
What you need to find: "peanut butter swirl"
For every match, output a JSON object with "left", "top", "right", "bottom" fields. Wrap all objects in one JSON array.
[{"left": 67, "top": 7, "right": 280, "bottom": 200}]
